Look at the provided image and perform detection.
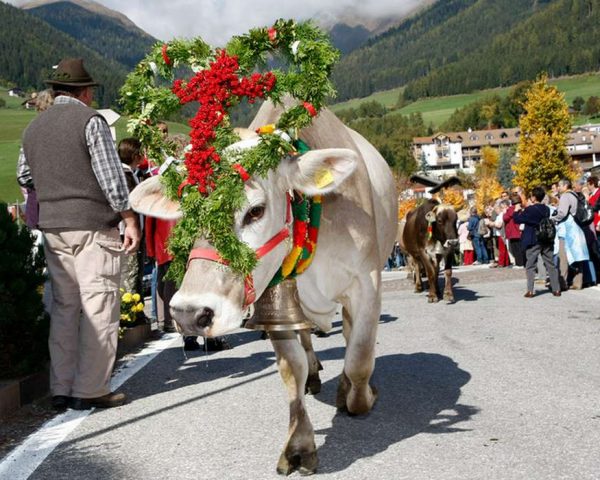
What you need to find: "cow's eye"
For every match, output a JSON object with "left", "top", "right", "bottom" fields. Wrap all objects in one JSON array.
[{"left": 244, "top": 205, "right": 266, "bottom": 225}]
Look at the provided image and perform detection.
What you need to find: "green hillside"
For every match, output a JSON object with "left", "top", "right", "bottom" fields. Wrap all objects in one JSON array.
[
  {"left": 332, "top": 0, "right": 600, "bottom": 104},
  {"left": 404, "top": 0, "right": 600, "bottom": 101},
  {"left": 28, "top": 2, "right": 156, "bottom": 68},
  {"left": 332, "top": 0, "right": 545, "bottom": 101},
  {"left": 332, "top": 72, "right": 600, "bottom": 128},
  {"left": 0, "top": 1, "right": 129, "bottom": 107},
  {"left": 0, "top": 88, "right": 189, "bottom": 203}
]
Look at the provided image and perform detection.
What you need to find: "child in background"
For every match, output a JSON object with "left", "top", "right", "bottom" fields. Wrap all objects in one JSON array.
[{"left": 118, "top": 138, "right": 144, "bottom": 296}]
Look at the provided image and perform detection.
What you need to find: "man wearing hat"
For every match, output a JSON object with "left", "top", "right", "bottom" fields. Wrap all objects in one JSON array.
[{"left": 16, "top": 58, "right": 141, "bottom": 410}]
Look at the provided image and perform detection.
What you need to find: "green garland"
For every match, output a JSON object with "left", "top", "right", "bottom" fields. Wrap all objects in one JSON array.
[{"left": 120, "top": 19, "right": 340, "bottom": 283}]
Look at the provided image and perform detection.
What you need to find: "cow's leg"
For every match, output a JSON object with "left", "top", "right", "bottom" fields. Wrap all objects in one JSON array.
[
  {"left": 268, "top": 330, "right": 318, "bottom": 475},
  {"left": 298, "top": 328, "right": 322, "bottom": 395},
  {"left": 421, "top": 253, "right": 439, "bottom": 303},
  {"left": 336, "top": 271, "right": 379, "bottom": 414},
  {"left": 413, "top": 258, "right": 423, "bottom": 293},
  {"left": 443, "top": 254, "right": 455, "bottom": 302}
]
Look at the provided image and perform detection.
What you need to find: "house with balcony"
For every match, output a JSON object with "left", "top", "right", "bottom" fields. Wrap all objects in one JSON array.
[
  {"left": 412, "top": 124, "right": 600, "bottom": 178},
  {"left": 412, "top": 128, "right": 520, "bottom": 175}
]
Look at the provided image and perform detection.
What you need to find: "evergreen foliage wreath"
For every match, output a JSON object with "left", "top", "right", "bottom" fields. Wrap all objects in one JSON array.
[{"left": 120, "top": 19, "right": 339, "bottom": 283}]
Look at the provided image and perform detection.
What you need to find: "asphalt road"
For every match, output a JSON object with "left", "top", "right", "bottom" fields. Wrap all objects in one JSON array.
[{"left": 1, "top": 267, "right": 599, "bottom": 480}]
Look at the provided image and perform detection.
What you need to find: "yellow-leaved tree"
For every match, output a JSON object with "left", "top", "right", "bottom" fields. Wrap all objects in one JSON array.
[
  {"left": 398, "top": 198, "right": 417, "bottom": 220},
  {"left": 474, "top": 146, "right": 503, "bottom": 212},
  {"left": 438, "top": 188, "right": 465, "bottom": 211},
  {"left": 474, "top": 177, "right": 504, "bottom": 213},
  {"left": 514, "top": 74, "right": 574, "bottom": 192}
]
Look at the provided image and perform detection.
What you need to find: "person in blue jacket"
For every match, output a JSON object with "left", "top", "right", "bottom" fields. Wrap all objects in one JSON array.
[{"left": 513, "top": 186, "right": 561, "bottom": 298}]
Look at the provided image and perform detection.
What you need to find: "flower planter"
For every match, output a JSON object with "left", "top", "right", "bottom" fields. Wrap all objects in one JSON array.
[
  {"left": 0, "top": 369, "right": 49, "bottom": 419},
  {"left": 0, "top": 326, "right": 151, "bottom": 418},
  {"left": 117, "top": 323, "right": 152, "bottom": 357}
]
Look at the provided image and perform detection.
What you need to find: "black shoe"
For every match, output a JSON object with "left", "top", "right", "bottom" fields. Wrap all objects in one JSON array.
[
  {"left": 205, "top": 337, "right": 232, "bottom": 351},
  {"left": 184, "top": 336, "right": 201, "bottom": 351},
  {"left": 312, "top": 328, "right": 329, "bottom": 338},
  {"left": 163, "top": 324, "right": 177, "bottom": 333},
  {"left": 51, "top": 395, "right": 71, "bottom": 411},
  {"left": 70, "top": 392, "right": 127, "bottom": 410}
]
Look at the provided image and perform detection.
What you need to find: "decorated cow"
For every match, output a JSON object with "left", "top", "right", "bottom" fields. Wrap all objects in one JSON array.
[
  {"left": 122, "top": 20, "right": 397, "bottom": 475},
  {"left": 398, "top": 199, "right": 459, "bottom": 303}
]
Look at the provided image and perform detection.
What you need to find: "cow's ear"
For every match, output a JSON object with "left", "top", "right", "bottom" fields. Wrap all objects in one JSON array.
[
  {"left": 278, "top": 148, "right": 357, "bottom": 195},
  {"left": 130, "top": 175, "right": 182, "bottom": 220}
]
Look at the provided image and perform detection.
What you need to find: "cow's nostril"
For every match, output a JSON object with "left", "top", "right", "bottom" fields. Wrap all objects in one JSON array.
[{"left": 195, "top": 307, "right": 214, "bottom": 329}]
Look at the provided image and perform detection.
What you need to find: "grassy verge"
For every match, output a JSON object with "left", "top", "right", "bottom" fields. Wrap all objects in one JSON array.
[
  {"left": 330, "top": 72, "right": 600, "bottom": 128},
  {"left": 0, "top": 88, "right": 189, "bottom": 203}
]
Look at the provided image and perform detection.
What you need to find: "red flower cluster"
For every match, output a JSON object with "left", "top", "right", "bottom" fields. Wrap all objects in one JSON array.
[{"left": 172, "top": 50, "right": 277, "bottom": 194}]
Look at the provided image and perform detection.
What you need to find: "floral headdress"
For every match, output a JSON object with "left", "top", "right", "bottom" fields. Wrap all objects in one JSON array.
[{"left": 120, "top": 19, "right": 339, "bottom": 283}]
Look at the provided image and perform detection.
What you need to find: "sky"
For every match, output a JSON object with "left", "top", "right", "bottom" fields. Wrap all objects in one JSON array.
[{"left": 7, "top": 0, "right": 428, "bottom": 45}]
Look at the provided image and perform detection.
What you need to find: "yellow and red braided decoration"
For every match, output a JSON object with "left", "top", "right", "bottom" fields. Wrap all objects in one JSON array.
[{"left": 269, "top": 193, "right": 322, "bottom": 287}]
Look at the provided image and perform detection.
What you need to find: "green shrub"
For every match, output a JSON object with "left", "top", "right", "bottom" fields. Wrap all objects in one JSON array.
[{"left": 0, "top": 203, "right": 49, "bottom": 378}]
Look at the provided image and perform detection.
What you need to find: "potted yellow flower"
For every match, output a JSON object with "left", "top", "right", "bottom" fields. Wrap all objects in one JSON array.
[{"left": 117, "top": 290, "right": 151, "bottom": 355}]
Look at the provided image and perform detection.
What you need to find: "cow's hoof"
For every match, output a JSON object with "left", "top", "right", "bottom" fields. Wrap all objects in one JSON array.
[
  {"left": 444, "top": 295, "right": 455, "bottom": 303},
  {"left": 335, "top": 372, "right": 351, "bottom": 410},
  {"left": 305, "top": 374, "right": 321, "bottom": 395},
  {"left": 414, "top": 287, "right": 423, "bottom": 293},
  {"left": 276, "top": 449, "right": 318, "bottom": 476},
  {"left": 428, "top": 296, "right": 439, "bottom": 303},
  {"left": 347, "top": 384, "right": 378, "bottom": 415}
]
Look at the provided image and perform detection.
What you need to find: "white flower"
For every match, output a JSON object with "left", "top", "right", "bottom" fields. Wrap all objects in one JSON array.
[
  {"left": 291, "top": 40, "right": 301, "bottom": 56},
  {"left": 149, "top": 61, "right": 159, "bottom": 76}
]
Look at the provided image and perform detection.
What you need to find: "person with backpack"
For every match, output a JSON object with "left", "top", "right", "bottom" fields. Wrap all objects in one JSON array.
[
  {"left": 513, "top": 186, "right": 561, "bottom": 298},
  {"left": 552, "top": 178, "right": 591, "bottom": 290}
]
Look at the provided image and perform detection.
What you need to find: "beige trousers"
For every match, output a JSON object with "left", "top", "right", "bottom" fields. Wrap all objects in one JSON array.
[{"left": 43, "top": 228, "right": 123, "bottom": 398}]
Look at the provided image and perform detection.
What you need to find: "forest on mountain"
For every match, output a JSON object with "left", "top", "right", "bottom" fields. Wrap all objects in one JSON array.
[
  {"left": 403, "top": 0, "right": 600, "bottom": 100},
  {"left": 332, "top": 0, "right": 600, "bottom": 103},
  {"left": 0, "top": 1, "right": 142, "bottom": 107},
  {"left": 27, "top": 1, "right": 156, "bottom": 68}
]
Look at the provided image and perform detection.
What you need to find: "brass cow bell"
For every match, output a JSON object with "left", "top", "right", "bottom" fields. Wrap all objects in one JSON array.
[{"left": 245, "top": 278, "right": 312, "bottom": 331}]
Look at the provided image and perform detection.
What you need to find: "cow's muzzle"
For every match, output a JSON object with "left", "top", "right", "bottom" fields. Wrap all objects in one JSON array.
[
  {"left": 169, "top": 304, "right": 215, "bottom": 332},
  {"left": 444, "top": 239, "right": 459, "bottom": 249}
]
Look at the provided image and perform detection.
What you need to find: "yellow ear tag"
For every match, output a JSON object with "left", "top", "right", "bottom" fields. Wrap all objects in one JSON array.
[{"left": 314, "top": 169, "right": 334, "bottom": 189}]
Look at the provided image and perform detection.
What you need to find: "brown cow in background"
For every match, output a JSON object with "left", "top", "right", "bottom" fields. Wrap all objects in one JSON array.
[{"left": 399, "top": 198, "right": 459, "bottom": 302}]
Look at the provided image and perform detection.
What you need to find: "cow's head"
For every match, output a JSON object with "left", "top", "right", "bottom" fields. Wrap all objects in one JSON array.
[
  {"left": 131, "top": 133, "right": 357, "bottom": 337},
  {"left": 425, "top": 204, "right": 459, "bottom": 249}
]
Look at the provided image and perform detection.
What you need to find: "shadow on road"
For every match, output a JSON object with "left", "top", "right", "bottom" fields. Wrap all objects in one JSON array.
[
  {"left": 451, "top": 285, "right": 488, "bottom": 303},
  {"left": 312, "top": 349, "right": 477, "bottom": 474},
  {"left": 30, "top": 443, "right": 127, "bottom": 479},
  {"left": 379, "top": 313, "right": 399, "bottom": 324}
]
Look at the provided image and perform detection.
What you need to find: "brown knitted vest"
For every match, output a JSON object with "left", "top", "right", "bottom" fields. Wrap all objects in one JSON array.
[{"left": 23, "top": 102, "right": 120, "bottom": 230}]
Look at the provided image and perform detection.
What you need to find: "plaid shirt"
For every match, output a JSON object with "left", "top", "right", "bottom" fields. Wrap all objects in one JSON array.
[{"left": 16, "top": 95, "right": 130, "bottom": 212}]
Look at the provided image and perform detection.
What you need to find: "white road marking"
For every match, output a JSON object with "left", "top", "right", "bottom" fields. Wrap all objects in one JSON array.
[{"left": 0, "top": 333, "right": 181, "bottom": 480}]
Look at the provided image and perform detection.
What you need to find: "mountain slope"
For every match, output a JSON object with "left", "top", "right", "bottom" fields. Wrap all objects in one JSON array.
[
  {"left": 0, "top": 1, "right": 128, "bottom": 107},
  {"left": 26, "top": 1, "right": 156, "bottom": 68},
  {"left": 332, "top": 0, "right": 550, "bottom": 101},
  {"left": 404, "top": 0, "right": 600, "bottom": 100},
  {"left": 20, "top": 0, "right": 137, "bottom": 29}
]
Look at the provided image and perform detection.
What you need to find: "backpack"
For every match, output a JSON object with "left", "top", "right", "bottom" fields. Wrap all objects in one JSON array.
[
  {"left": 477, "top": 219, "right": 490, "bottom": 236},
  {"left": 535, "top": 217, "right": 556, "bottom": 245},
  {"left": 569, "top": 191, "right": 594, "bottom": 226}
]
